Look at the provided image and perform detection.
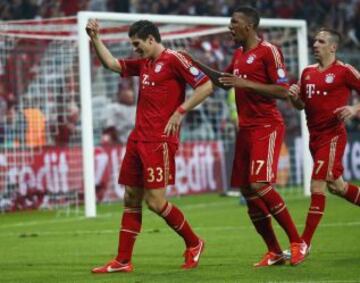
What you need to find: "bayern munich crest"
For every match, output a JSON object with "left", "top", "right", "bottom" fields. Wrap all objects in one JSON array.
[
  {"left": 154, "top": 63, "right": 163, "bottom": 73},
  {"left": 246, "top": 54, "right": 256, "bottom": 64},
  {"left": 325, "top": 73, "right": 335, "bottom": 84}
]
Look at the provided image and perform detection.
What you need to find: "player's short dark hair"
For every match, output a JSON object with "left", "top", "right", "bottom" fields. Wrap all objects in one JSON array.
[
  {"left": 317, "top": 27, "right": 342, "bottom": 46},
  {"left": 233, "top": 6, "right": 260, "bottom": 29},
  {"left": 128, "top": 20, "right": 161, "bottom": 43}
]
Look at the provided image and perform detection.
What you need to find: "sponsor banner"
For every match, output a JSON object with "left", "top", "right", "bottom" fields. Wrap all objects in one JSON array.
[{"left": 0, "top": 141, "right": 225, "bottom": 211}]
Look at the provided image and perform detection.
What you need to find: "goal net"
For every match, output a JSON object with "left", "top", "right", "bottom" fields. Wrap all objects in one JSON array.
[{"left": 0, "top": 13, "right": 310, "bottom": 217}]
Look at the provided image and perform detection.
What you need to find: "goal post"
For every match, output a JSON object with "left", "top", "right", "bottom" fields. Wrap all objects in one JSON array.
[
  {"left": 77, "top": 12, "right": 311, "bottom": 217},
  {"left": 0, "top": 13, "right": 311, "bottom": 217}
]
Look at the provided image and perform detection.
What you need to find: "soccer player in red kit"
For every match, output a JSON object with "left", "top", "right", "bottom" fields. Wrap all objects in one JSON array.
[
  {"left": 186, "top": 6, "right": 306, "bottom": 266},
  {"left": 86, "top": 19, "right": 213, "bottom": 273},
  {"left": 288, "top": 28, "right": 360, "bottom": 254}
]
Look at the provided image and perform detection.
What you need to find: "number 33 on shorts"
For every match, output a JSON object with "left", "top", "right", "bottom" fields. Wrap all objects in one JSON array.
[{"left": 147, "top": 167, "right": 164, "bottom": 183}]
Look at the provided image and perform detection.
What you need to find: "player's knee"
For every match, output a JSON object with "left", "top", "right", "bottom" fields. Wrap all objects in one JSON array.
[
  {"left": 124, "top": 188, "right": 142, "bottom": 207},
  {"left": 327, "top": 181, "right": 345, "bottom": 195},
  {"left": 249, "top": 182, "right": 264, "bottom": 191},
  {"left": 310, "top": 186, "right": 326, "bottom": 195},
  {"left": 144, "top": 197, "right": 164, "bottom": 214}
]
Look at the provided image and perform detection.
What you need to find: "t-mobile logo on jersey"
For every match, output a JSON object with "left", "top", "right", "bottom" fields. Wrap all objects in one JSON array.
[
  {"left": 306, "top": 83, "right": 328, "bottom": 98},
  {"left": 306, "top": 83, "right": 316, "bottom": 98}
]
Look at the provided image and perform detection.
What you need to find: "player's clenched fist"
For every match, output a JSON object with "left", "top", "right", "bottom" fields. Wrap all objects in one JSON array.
[
  {"left": 288, "top": 83, "right": 300, "bottom": 99},
  {"left": 86, "top": 19, "right": 99, "bottom": 39}
]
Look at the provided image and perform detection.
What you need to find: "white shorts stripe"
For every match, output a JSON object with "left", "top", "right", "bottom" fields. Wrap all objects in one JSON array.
[
  {"left": 326, "top": 136, "right": 338, "bottom": 180},
  {"left": 267, "top": 130, "right": 276, "bottom": 181},
  {"left": 162, "top": 142, "right": 170, "bottom": 187}
]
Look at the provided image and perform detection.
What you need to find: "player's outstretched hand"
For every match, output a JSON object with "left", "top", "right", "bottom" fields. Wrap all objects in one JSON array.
[
  {"left": 86, "top": 19, "right": 99, "bottom": 39},
  {"left": 288, "top": 84, "right": 300, "bottom": 100},
  {"left": 333, "top": 105, "right": 357, "bottom": 121},
  {"left": 219, "top": 73, "right": 246, "bottom": 88},
  {"left": 164, "top": 111, "right": 185, "bottom": 136}
]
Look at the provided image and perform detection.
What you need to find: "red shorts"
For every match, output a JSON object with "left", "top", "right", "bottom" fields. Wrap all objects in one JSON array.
[
  {"left": 231, "top": 125, "right": 284, "bottom": 187},
  {"left": 118, "top": 140, "right": 177, "bottom": 189},
  {"left": 310, "top": 127, "right": 346, "bottom": 181}
]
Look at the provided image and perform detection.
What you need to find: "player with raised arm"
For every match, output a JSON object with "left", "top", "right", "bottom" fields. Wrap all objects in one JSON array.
[
  {"left": 187, "top": 6, "right": 307, "bottom": 267},
  {"left": 288, "top": 28, "right": 360, "bottom": 254},
  {"left": 86, "top": 19, "right": 213, "bottom": 273}
]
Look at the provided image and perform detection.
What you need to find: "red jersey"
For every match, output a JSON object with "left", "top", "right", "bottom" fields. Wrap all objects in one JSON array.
[
  {"left": 299, "top": 60, "right": 360, "bottom": 135},
  {"left": 225, "top": 40, "right": 288, "bottom": 128},
  {"left": 119, "top": 49, "right": 209, "bottom": 143}
]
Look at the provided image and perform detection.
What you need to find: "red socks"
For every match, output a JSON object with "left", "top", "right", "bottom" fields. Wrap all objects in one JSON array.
[
  {"left": 343, "top": 183, "right": 360, "bottom": 206},
  {"left": 256, "top": 184, "right": 301, "bottom": 243},
  {"left": 244, "top": 192, "right": 282, "bottom": 254},
  {"left": 116, "top": 207, "right": 142, "bottom": 263},
  {"left": 116, "top": 202, "right": 199, "bottom": 263},
  {"left": 302, "top": 193, "right": 326, "bottom": 246},
  {"left": 160, "top": 202, "right": 199, "bottom": 247}
]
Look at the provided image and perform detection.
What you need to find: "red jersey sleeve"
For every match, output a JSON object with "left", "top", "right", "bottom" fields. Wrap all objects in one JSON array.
[
  {"left": 263, "top": 44, "right": 289, "bottom": 87},
  {"left": 118, "top": 58, "right": 146, "bottom": 77},
  {"left": 169, "top": 51, "right": 209, "bottom": 88},
  {"left": 345, "top": 64, "right": 360, "bottom": 93}
]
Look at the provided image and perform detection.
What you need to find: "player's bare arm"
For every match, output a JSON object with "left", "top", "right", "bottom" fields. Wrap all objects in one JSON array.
[
  {"left": 179, "top": 51, "right": 231, "bottom": 90},
  {"left": 287, "top": 84, "right": 305, "bottom": 110},
  {"left": 164, "top": 80, "right": 213, "bottom": 136},
  {"left": 86, "top": 19, "right": 122, "bottom": 73},
  {"left": 219, "top": 73, "right": 288, "bottom": 100},
  {"left": 333, "top": 104, "right": 360, "bottom": 122}
]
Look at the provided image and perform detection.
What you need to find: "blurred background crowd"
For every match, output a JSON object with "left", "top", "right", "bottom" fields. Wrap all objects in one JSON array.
[
  {"left": 0, "top": 0, "right": 359, "bottom": 150},
  {"left": 1, "top": 0, "right": 360, "bottom": 49}
]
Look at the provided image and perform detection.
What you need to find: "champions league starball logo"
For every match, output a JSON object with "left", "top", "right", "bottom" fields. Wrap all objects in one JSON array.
[
  {"left": 276, "top": 68, "right": 288, "bottom": 83},
  {"left": 277, "top": 68, "right": 286, "bottom": 78},
  {"left": 189, "top": 66, "right": 200, "bottom": 76}
]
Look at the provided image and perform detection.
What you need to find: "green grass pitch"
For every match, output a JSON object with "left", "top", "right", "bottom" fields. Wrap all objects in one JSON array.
[{"left": 0, "top": 193, "right": 359, "bottom": 283}]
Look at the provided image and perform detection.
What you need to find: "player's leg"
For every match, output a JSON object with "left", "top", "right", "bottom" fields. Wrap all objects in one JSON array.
[
  {"left": 301, "top": 180, "right": 326, "bottom": 247},
  {"left": 242, "top": 186, "right": 282, "bottom": 254},
  {"left": 141, "top": 141, "right": 203, "bottom": 269},
  {"left": 116, "top": 186, "right": 144, "bottom": 264},
  {"left": 92, "top": 140, "right": 144, "bottom": 273},
  {"left": 248, "top": 125, "right": 306, "bottom": 265},
  {"left": 319, "top": 130, "right": 360, "bottom": 205},
  {"left": 232, "top": 128, "right": 283, "bottom": 266},
  {"left": 92, "top": 186, "right": 143, "bottom": 274},
  {"left": 248, "top": 126, "right": 301, "bottom": 243},
  {"left": 241, "top": 186, "right": 285, "bottom": 267},
  {"left": 328, "top": 176, "right": 360, "bottom": 206},
  {"left": 144, "top": 188, "right": 204, "bottom": 269},
  {"left": 296, "top": 131, "right": 347, "bottom": 261}
]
